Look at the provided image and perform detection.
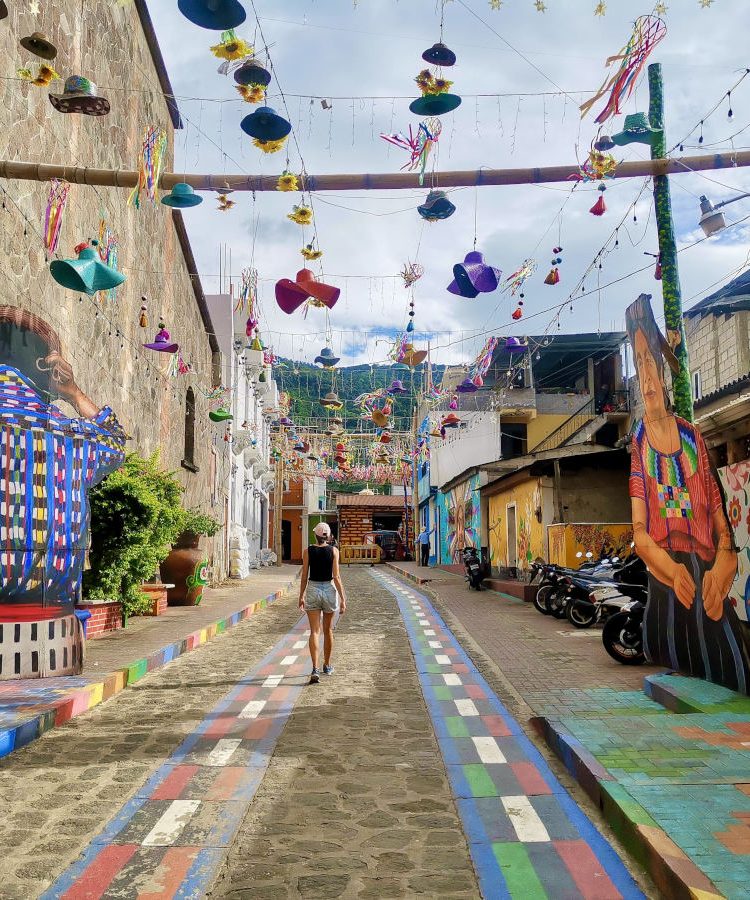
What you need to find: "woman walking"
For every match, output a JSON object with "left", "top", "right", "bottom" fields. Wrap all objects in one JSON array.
[{"left": 298, "top": 522, "right": 347, "bottom": 684}]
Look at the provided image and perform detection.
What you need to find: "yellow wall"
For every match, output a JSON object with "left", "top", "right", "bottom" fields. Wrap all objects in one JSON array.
[
  {"left": 525, "top": 414, "right": 577, "bottom": 449},
  {"left": 488, "top": 477, "right": 546, "bottom": 570},
  {"left": 548, "top": 523, "right": 634, "bottom": 566}
]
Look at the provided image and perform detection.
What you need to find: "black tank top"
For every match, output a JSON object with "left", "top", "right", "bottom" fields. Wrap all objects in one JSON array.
[{"left": 308, "top": 544, "right": 334, "bottom": 582}]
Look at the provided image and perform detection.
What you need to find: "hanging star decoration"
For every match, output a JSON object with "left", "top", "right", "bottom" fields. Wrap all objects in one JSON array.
[
  {"left": 488, "top": 0, "right": 502, "bottom": 7},
  {"left": 594, "top": 1, "right": 606, "bottom": 13},
  {"left": 654, "top": 1, "right": 668, "bottom": 11},
  {"left": 534, "top": 0, "right": 547, "bottom": 10}
]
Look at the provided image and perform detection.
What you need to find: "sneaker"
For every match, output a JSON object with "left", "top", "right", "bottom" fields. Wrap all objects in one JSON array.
[
  {"left": 309, "top": 669, "right": 320, "bottom": 685},
  {"left": 322, "top": 664, "right": 334, "bottom": 676}
]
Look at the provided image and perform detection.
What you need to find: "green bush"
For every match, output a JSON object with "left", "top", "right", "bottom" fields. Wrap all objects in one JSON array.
[
  {"left": 83, "top": 452, "right": 187, "bottom": 617},
  {"left": 181, "top": 508, "right": 222, "bottom": 538}
]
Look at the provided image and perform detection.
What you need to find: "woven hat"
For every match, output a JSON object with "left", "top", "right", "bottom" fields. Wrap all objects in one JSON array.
[
  {"left": 456, "top": 378, "right": 478, "bottom": 394},
  {"left": 49, "top": 76, "right": 110, "bottom": 116},
  {"left": 20, "top": 31, "right": 57, "bottom": 60},
  {"left": 611, "top": 112, "right": 661, "bottom": 147},
  {"left": 161, "top": 182, "right": 203, "bottom": 208},
  {"left": 418, "top": 190, "right": 455, "bottom": 221},
  {"left": 234, "top": 59, "right": 271, "bottom": 86},
  {"left": 144, "top": 328, "right": 179, "bottom": 353},
  {"left": 314, "top": 346, "right": 340, "bottom": 367},
  {"left": 320, "top": 391, "right": 343, "bottom": 410},
  {"left": 504, "top": 336, "right": 527, "bottom": 353},
  {"left": 276, "top": 269, "right": 340, "bottom": 314},
  {"left": 388, "top": 379, "right": 407, "bottom": 394},
  {"left": 400, "top": 344, "right": 428, "bottom": 367},
  {"left": 410, "top": 93, "right": 461, "bottom": 117},
  {"left": 0, "top": 3, "right": 8, "bottom": 20},
  {"left": 447, "top": 251, "right": 502, "bottom": 298},
  {"left": 209, "top": 406, "right": 233, "bottom": 422},
  {"left": 50, "top": 242, "right": 125, "bottom": 295},
  {"left": 178, "top": 0, "right": 246, "bottom": 30},
  {"left": 371, "top": 408, "right": 390, "bottom": 428},
  {"left": 441, "top": 412, "right": 460, "bottom": 427},
  {"left": 421, "top": 42, "right": 456, "bottom": 67},
  {"left": 240, "top": 105, "right": 291, "bottom": 141}
]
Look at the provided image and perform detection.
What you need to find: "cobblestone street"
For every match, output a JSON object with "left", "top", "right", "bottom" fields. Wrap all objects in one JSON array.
[{"left": 0, "top": 569, "right": 651, "bottom": 899}]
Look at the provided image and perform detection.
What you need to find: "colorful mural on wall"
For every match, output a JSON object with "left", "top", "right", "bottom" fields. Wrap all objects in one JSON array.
[
  {"left": 0, "top": 305, "right": 125, "bottom": 678},
  {"left": 488, "top": 478, "right": 544, "bottom": 571},
  {"left": 627, "top": 293, "right": 750, "bottom": 694},
  {"left": 718, "top": 461, "right": 750, "bottom": 624},
  {"left": 548, "top": 523, "right": 634, "bottom": 567},
  {"left": 437, "top": 473, "right": 480, "bottom": 564}
]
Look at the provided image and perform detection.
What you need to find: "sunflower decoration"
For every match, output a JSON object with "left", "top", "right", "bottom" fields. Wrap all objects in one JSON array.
[
  {"left": 210, "top": 30, "right": 253, "bottom": 62},
  {"left": 252, "top": 136, "right": 287, "bottom": 154},
  {"left": 236, "top": 84, "right": 265, "bottom": 104},
  {"left": 415, "top": 69, "right": 453, "bottom": 96},
  {"left": 217, "top": 193, "right": 235, "bottom": 212},
  {"left": 276, "top": 170, "right": 299, "bottom": 192},
  {"left": 287, "top": 204, "right": 313, "bottom": 226},
  {"left": 301, "top": 242, "right": 323, "bottom": 261},
  {"left": 18, "top": 64, "right": 60, "bottom": 87}
]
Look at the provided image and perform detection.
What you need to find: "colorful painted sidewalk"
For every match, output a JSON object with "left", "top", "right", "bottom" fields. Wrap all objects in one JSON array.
[
  {"left": 0, "top": 567, "right": 299, "bottom": 762},
  {"left": 373, "top": 569, "right": 644, "bottom": 899}
]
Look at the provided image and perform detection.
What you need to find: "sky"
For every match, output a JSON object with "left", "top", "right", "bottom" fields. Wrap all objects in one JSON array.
[{"left": 151, "top": 0, "right": 750, "bottom": 369}]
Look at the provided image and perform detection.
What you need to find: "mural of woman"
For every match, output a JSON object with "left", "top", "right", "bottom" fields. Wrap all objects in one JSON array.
[{"left": 627, "top": 293, "right": 750, "bottom": 693}]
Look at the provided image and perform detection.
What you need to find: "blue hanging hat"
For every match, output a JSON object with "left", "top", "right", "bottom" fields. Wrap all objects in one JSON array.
[
  {"left": 50, "top": 241, "right": 126, "bottom": 295},
  {"left": 178, "top": 0, "right": 246, "bottom": 30},
  {"left": 161, "top": 182, "right": 203, "bottom": 208},
  {"left": 234, "top": 59, "right": 271, "bottom": 87},
  {"left": 314, "top": 346, "right": 340, "bottom": 367},
  {"left": 418, "top": 190, "right": 455, "bottom": 221},
  {"left": 421, "top": 42, "right": 456, "bottom": 67},
  {"left": 241, "top": 106, "right": 292, "bottom": 142},
  {"left": 409, "top": 93, "right": 461, "bottom": 117}
]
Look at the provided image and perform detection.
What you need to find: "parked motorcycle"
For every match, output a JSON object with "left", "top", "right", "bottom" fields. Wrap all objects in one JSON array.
[
  {"left": 462, "top": 546, "right": 484, "bottom": 590},
  {"left": 562, "top": 556, "right": 647, "bottom": 627},
  {"left": 602, "top": 598, "right": 646, "bottom": 664}
]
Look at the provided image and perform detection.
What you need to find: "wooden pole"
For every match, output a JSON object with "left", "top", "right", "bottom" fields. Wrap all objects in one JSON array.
[
  {"left": 273, "top": 434, "right": 284, "bottom": 568},
  {"left": 1, "top": 150, "right": 749, "bottom": 192},
  {"left": 649, "top": 63, "right": 693, "bottom": 422}
]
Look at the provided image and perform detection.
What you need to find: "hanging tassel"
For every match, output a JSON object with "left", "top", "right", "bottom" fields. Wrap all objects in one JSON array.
[
  {"left": 449, "top": 394, "right": 458, "bottom": 410},
  {"left": 544, "top": 267, "right": 560, "bottom": 286},
  {"left": 472, "top": 373, "right": 483, "bottom": 387},
  {"left": 139, "top": 299, "right": 149, "bottom": 328},
  {"left": 406, "top": 319, "right": 414, "bottom": 332},
  {"left": 654, "top": 256, "right": 662, "bottom": 280},
  {"left": 512, "top": 307, "right": 523, "bottom": 320},
  {"left": 590, "top": 186, "right": 607, "bottom": 216}
]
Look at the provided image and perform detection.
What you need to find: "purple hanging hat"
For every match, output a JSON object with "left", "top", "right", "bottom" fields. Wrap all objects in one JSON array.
[
  {"left": 144, "top": 327, "right": 179, "bottom": 353},
  {"left": 456, "top": 377, "right": 478, "bottom": 393},
  {"left": 447, "top": 251, "right": 502, "bottom": 299},
  {"left": 504, "top": 336, "right": 527, "bottom": 353},
  {"left": 388, "top": 379, "right": 408, "bottom": 394}
]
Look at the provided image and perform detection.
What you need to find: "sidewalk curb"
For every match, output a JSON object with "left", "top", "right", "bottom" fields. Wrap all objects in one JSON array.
[
  {"left": 0, "top": 571, "right": 300, "bottom": 762},
  {"left": 383, "top": 562, "right": 432, "bottom": 585},
  {"left": 532, "top": 715, "right": 725, "bottom": 900}
]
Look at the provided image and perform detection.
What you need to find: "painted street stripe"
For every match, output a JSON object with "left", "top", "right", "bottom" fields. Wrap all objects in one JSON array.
[
  {"left": 206, "top": 739, "right": 242, "bottom": 767},
  {"left": 424, "top": 629, "right": 436, "bottom": 636},
  {"left": 280, "top": 655, "right": 297, "bottom": 666},
  {"left": 428, "top": 641, "right": 443, "bottom": 649},
  {"left": 372, "top": 571, "right": 644, "bottom": 900},
  {"left": 293, "top": 640, "right": 307, "bottom": 649},
  {"left": 141, "top": 800, "right": 202, "bottom": 847},
  {"left": 263, "top": 674, "right": 283, "bottom": 687},
  {"left": 238, "top": 700, "right": 266, "bottom": 719},
  {"left": 502, "top": 795, "right": 551, "bottom": 843}
]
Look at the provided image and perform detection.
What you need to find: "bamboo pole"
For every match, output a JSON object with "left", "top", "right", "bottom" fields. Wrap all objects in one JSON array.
[{"left": 1, "top": 150, "right": 749, "bottom": 192}]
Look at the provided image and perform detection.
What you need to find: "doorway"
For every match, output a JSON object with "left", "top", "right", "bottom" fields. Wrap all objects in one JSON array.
[
  {"left": 506, "top": 504, "right": 517, "bottom": 569},
  {"left": 373, "top": 514, "right": 402, "bottom": 532},
  {"left": 281, "top": 520, "right": 292, "bottom": 561}
]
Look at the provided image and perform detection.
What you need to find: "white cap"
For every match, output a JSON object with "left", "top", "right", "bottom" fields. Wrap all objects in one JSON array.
[{"left": 313, "top": 522, "right": 331, "bottom": 538}]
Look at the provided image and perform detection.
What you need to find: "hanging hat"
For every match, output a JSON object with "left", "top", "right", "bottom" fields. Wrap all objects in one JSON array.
[
  {"left": 320, "top": 391, "right": 343, "bottom": 410},
  {"left": 0, "top": 3, "right": 8, "bottom": 20},
  {"left": 49, "top": 76, "right": 109, "bottom": 116},
  {"left": 472, "top": 373, "right": 484, "bottom": 387},
  {"left": 456, "top": 378, "right": 478, "bottom": 394},
  {"left": 20, "top": 31, "right": 57, "bottom": 60},
  {"left": 447, "top": 251, "right": 502, "bottom": 298},
  {"left": 418, "top": 190, "right": 455, "bottom": 221},
  {"left": 421, "top": 41, "right": 456, "bottom": 67},
  {"left": 209, "top": 406, "right": 233, "bottom": 422},
  {"left": 594, "top": 135, "right": 616, "bottom": 152},
  {"left": 388, "top": 379, "right": 407, "bottom": 394},
  {"left": 441, "top": 412, "right": 460, "bottom": 427},
  {"left": 278, "top": 416, "right": 294, "bottom": 426},
  {"left": 161, "top": 182, "right": 203, "bottom": 208},
  {"left": 178, "top": 0, "right": 246, "bottom": 29},
  {"left": 410, "top": 93, "right": 461, "bottom": 117},
  {"left": 400, "top": 343, "right": 428, "bottom": 367},
  {"left": 234, "top": 59, "right": 271, "bottom": 86},
  {"left": 143, "top": 327, "right": 179, "bottom": 353},
  {"left": 50, "top": 241, "right": 126, "bottom": 295},
  {"left": 275, "top": 268, "right": 340, "bottom": 314},
  {"left": 314, "top": 346, "right": 341, "bottom": 367},
  {"left": 240, "top": 105, "right": 291, "bottom": 141},
  {"left": 379, "top": 432, "right": 392, "bottom": 444},
  {"left": 504, "top": 336, "right": 527, "bottom": 353},
  {"left": 611, "top": 112, "right": 661, "bottom": 147},
  {"left": 371, "top": 408, "right": 390, "bottom": 428}
]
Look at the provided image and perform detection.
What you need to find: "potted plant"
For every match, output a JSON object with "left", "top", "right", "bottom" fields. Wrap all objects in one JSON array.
[{"left": 160, "top": 508, "right": 222, "bottom": 606}]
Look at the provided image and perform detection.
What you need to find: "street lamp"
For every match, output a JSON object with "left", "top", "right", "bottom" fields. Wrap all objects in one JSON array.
[{"left": 699, "top": 193, "right": 750, "bottom": 237}]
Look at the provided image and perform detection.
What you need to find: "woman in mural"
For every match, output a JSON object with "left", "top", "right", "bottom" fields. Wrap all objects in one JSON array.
[{"left": 627, "top": 294, "right": 750, "bottom": 693}]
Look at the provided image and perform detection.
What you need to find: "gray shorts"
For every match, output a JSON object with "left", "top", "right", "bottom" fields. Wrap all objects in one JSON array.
[{"left": 305, "top": 581, "right": 339, "bottom": 613}]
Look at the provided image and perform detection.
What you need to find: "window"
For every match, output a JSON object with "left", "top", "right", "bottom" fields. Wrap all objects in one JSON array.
[
  {"left": 692, "top": 370, "right": 703, "bottom": 402},
  {"left": 182, "top": 387, "right": 198, "bottom": 472}
]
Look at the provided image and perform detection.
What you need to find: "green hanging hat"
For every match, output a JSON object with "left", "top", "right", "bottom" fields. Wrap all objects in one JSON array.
[
  {"left": 209, "top": 407, "right": 233, "bottom": 422},
  {"left": 611, "top": 112, "right": 661, "bottom": 147}
]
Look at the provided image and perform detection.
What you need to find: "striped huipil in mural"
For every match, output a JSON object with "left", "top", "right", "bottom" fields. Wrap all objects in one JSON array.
[{"left": 0, "top": 365, "right": 125, "bottom": 620}]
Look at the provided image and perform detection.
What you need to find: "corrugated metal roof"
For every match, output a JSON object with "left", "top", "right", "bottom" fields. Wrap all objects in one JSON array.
[
  {"left": 685, "top": 269, "right": 750, "bottom": 318},
  {"left": 335, "top": 494, "right": 408, "bottom": 507}
]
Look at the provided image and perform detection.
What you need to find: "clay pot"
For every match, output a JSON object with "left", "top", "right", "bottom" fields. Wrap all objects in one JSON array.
[{"left": 160, "top": 531, "right": 209, "bottom": 606}]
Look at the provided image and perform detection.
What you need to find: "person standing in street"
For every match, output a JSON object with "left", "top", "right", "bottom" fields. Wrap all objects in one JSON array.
[
  {"left": 298, "top": 522, "right": 347, "bottom": 684},
  {"left": 417, "top": 525, "right": 435, "bottom": 567}
]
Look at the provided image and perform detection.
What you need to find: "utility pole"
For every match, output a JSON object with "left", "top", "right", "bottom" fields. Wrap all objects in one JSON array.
[
  {"left": 649, "top": 62, "right": 693, "bottom": 421},
  {"left": 272, "top": 428, "right": 284, "bottom": 567},
  {"left": 411, "top": 403, "right": 419, "bottom": 561}
]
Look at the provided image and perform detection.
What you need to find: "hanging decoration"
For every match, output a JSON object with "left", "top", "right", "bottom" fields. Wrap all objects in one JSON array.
[
  {"left": 42, "top": 178, "right": 70, "bottom": 255},
  {"left": 314, "top": 347, "right": 340, "bottom": 368},
  {"left": 209, "top": 406, "right": 233, "bottom": 422},
  {"left": 301, "top": 242, "right": 323, "bottom": 261},
  {"left": 275, "top": 268, "right": 340, "bottom": 314},
  {"left": 287, "top": 203, "right": 313, "bottom": 225},
  {"left": 49, "top": 75, "right": 110, "bottom": 117},
  {"left": 252, "top": 136, "right": 288, "bottom": 154},
  {"left": 388, "top": 379, "right": 408, "bottom": 395},
  {"left": 18, "top": 63, "right": 59, "bottom": 87},
  {"left": 237, "top": 84, "right": 265, "bottom": 104},
  {"left": 417, "top": 189, "right": 455, "bottom": 221},
  {"left": 609, "top": 112, "right": 661, "bottom": 147},
  {"left": 177, "top": 0, "right": 246, "bottom": 30},
  {"left": 400, "top": 261, "right": 424, "bottom": 289},
  {"left": 241, "top": 106, "right": 292, "bottom": 142},
  {"left": 97, "top": 219, "right": 119, "bottom": 301},
  {"left": 447, "top": 251, "right": 502, "bottom": 298},
  {"left": 644, "top": 251, "right": 663, "bottom": 280},
  {"left": 217, "top": 191, "right": 235, "bottom": 211},
  {"left": 139, "top": 298, "right": 149, "bottom": 328},
  {"left": 161, "top": 183, "right": 203, "bottom": 208},
  {"left": 234, "top": 58, "right": 271, "bottom": 87},
  {"left": 544, "top": 246, "right": 563, "bottom": 285},
  {"left": 143, "top": 320, "right": 179, "bottom": 353},
  {"left": 580, "top": 15, "right": 667, "bottom": 124},
  {"left": 574, "top": 147, "right": 618, "bottom": 183},
  {"left": 276, "top": 170, "right": 299, "bottom": 192},
  {"left": 19, "top": 31, "right": 57, "bottom": 60},
  {"left": 128, "top": 126, "right": 168, "bottom": 208},
  {"left": 380, "top": 119, "right": 442, "bottom": 185},
  {"left": 210, "top": 30, "right": 253, "bottom": 62},
  {"left": 589, "top": 185, "right": 607, "bottom": 216},
  {"left": 411, "top": 69, "right": 461, "bottom": 117},
  {"left": 320, "top": 390, "right": 344, "bottom": 411},
  {"left": 470, "top": 337, "right": 499, "bottom": 382},
  {"left": 49, "top": 240, "right": 126, "bottom": 296},
  {"left": 502, "top": 259, "right": 536, "bottom": 296},
  {"left": 235, "top": 267, "right": 257, "bottom": 314}
]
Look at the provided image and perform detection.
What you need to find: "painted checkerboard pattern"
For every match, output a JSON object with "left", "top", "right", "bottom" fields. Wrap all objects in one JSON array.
[
  {"left": 373, "top": 570, "right": 644, "bottom": 900},
  {"left": 41, "top": 617, "right": 314, "bottom": 899}
]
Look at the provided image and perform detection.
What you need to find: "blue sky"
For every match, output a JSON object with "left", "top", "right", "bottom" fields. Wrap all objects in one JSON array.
[{"left": 151, "top": 0, "right": 750, "bottom": 366}]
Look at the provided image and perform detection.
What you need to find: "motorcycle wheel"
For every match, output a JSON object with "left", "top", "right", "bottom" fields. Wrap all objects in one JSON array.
[
  {"left": 566, "top": 601, "right": 596, "bottom": 629},
  {"left": 602, "top": 612, "right": 645, "bottom": 665},
  {"left": 545, "top": 588, "right": 568, "bottom": 619},
  {"left": 534, "top": 584, "right": 554, "bottom": 615}
]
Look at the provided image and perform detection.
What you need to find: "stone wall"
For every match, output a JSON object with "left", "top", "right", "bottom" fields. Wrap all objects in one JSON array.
[
  {"left": 0, "top": 2, "right": 229, "bottom": 579},
  {"left": 685, "top": 308, "right": 750, "bottom": 400}
]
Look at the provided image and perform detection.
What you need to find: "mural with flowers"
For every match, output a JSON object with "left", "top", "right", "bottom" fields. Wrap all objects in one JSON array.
[
  {"left": 718, "top": 461, "right": 750, "bottom": 623},
  {"left": 437, "top": 473, "right": 480, "bottom": 564}
]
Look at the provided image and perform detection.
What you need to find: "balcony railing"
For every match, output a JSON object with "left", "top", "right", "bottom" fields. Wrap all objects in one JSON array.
[{"left": 530, "top": 397, "right": 595, "bottom": 454}]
